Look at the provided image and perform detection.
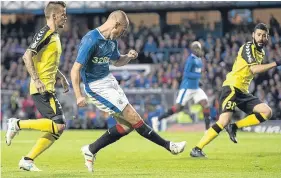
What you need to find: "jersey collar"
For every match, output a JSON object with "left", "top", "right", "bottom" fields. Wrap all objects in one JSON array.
[
  {"left": 253, "top": 40, "right": 263, "bottom": 52},
  {"left": 96, "top": 28, "right": 106, "bottom": 40}
]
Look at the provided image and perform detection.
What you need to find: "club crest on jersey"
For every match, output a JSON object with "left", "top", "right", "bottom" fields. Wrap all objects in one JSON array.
[
  {"left": 92, "top": 56, "right": 110, "bottom": 64},
  {"left": 118, "top": 98, "right": 123, "bottom": 105}
]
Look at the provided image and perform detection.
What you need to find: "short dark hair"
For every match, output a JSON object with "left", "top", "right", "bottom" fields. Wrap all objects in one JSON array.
[
  {"left": 254, "top": 23, "right": 269, "bottom": 33},
  {"left": 45, "top": 1, "right": 66, "bottom": 18},
  {"left": 47, "top": 1, "right": 66, "bottom": 8}
]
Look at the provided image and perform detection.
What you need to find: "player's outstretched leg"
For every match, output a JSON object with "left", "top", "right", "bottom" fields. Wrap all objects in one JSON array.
[
  {"left": 226, "top": 103, "right": 272, "bottom": 143},
  {"left": 190, "top": 112, "right": 232, "bottom": 157},
  {"left": 19, "top": 131, "right": 61, "bottom": 171},
  {"left": 82, "top": 119, "right": 133, "bottom": 172},
  {"left": 81, "top": 145, "right": 96, "bottom": 173},
  {"left": 5, "top": 118, "right": 20, "bottom": 146},
  {"left": 19, "top": 157, "right": 41, "bottom": 172},
  {"left": 123, "top": 104, "right": 186, "bottom": 155},
  {"left": 8, "top": 114, "right": 66, "bottom": 171}
]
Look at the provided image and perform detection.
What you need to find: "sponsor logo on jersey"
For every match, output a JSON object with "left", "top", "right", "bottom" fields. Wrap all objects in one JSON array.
[{"left": 92, "top": 57, "right": 110, "bottom": 64}]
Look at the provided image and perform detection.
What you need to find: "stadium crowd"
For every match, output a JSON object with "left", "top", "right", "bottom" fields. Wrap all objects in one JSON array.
[{"left": 1, "top": 14, "right": 281, "bottom": 124}]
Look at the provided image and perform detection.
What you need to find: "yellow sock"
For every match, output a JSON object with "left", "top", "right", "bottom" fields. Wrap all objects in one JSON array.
[
  {"left": 26, "top": 132, "right": 56, "bottom": 160},
  {"left": 196, "top": 122, "right": 223, "bottom": 149},
  {"left": 19, "top": 119, "right": 58, "bottom": 135},
  {"left": 235, "top": 113, "right": 267, "bottom": 128}
]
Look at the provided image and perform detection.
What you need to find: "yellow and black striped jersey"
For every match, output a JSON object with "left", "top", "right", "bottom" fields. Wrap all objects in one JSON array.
[
  {"left": 223, "top": 41, "right": 265, "bottom": 93},
  {"left": 27, "top": 25, "right": 62, "bottom": 94}
]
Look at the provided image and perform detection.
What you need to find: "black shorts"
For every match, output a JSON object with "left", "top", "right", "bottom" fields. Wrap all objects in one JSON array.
[
  {"left": 219, "top": 86, "right": 262, "bottom": 115},
  {"left": 32, "top": 92, "right": 66, "bottom": 124}
]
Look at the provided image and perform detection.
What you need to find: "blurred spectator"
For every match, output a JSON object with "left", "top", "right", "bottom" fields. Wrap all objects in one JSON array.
[
  {"left": 143, "top": 35, "right": 157, "bottom": 53},
  {"left": 269, "top": 14, "right": 280, "bottom": 32},
  {"left": 21, "top": 95, "right": 36, "bottom": 119},
  {"left": 9, "top": 91, "right": 20, "bottom": 118}
]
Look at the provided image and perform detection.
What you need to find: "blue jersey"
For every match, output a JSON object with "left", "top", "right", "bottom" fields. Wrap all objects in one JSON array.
[
  {"left": 180, "top": 54, "right": 203, "bottom": 89},
  {"left": 76, "top": 29, "right": 120, "bottom": 84}
]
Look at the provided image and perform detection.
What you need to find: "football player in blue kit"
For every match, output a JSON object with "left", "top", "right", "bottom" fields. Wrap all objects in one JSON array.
[
  {"left": 70, "top": 10, "right": 186, "bottom": 172},
  {"left": 152, "top": 41, "right": 212, "bottom": 132}
]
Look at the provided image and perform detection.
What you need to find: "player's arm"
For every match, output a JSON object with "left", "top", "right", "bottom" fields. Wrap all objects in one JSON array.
[
  {"left": 242, "top": 43, "right": 280, "bottom": 74},
  {"left": 70, "top": 62, "right": 83, "bottom": 98},
  {"left": 71, "top": 35, "right": 95, "bottom": 107},
  {"left": 250, "top": 62, "right": 279, "bottom": 75},
  {"left": 110, "top": 41, "right": 138, "bottom": 67},
  {"left": 23, "top": 50, "right": 46, "bottom": 94},
  {"left": 22, "top": 50, "right": 39, "bottom": 82},
  {"left": 112, "top": 50, "right": 138, "bottom": 67},
  {"left": 56, "top": 70, "right": 69, "bottom": 93},
  {"left": 23, "top": 29, "right": 48, "bottom": 94},
  {"left": 112, "top": 54, "right": 130, "bottom": 67},
  {"left": 185, "top": 57, "right": 201, "bottom": 79}
]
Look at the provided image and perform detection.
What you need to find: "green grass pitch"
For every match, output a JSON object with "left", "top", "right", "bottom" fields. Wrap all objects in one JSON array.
[{"left": 1, "top": 130, "right": 281, "bottom": 178}]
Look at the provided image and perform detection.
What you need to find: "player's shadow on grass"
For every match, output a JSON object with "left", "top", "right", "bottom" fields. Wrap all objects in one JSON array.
[{"left": 153, "top": 157, "right": 226, "bottom": 161}]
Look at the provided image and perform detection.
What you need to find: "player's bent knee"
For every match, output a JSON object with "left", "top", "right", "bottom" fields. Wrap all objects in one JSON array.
[
  {"left": 217, "top": 112, "right": 232, "bottom": 127},
  {"left": 117, "top": 123, "right": 133, "bottom": 134},
  {"left": 52, "top": 124, "right": 65, "bottom": 140},
  {"left": 173, "top": 104, "right": 183, "bottom": 112},
  {"left": 122, "top": 104, "right": 142, "bottom": 125},
  {"left": 112, "top": 113, "right": 134, "bottom": 133},
  {"left": 49, "top": 115, "right": 66, "bottom": 139},
  {"left": 254, "top": 103, "right": 272, "bottom": 119},
  {"left": 199, "top": 99, "right": 208, "bottom": 108},
  {"left": 254, "top": 103, "right": 272, "bottom": 121},
  {"left": 264, "top": 107, "right": 272, "bottom": 119},
  {"left": 259, "top": 107, "right": 272, "bottom": 121},
  {"left": 57, "top": 124, "right": 66, "bottom": 132}
]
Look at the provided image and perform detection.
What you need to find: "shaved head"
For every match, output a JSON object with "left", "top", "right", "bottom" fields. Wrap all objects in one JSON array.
[
  {"left": 100, "top": 10, "right": 130, "bottom": 40},
  {"left": 107, "top": 10, "right": 129, "bottom": 27}
]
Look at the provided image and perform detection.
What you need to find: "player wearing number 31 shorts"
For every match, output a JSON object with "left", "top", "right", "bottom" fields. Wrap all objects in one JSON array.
[{"left": 190, "top": 23, "right": 281, "bottom": 157}]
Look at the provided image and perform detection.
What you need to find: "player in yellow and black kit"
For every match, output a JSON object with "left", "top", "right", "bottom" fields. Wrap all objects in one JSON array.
[
  {"left": 5, "top": 2, "right": 68, "bottom": 171},
  {"left": 190, "top": 23, "right": 281, "bottom": 157}
]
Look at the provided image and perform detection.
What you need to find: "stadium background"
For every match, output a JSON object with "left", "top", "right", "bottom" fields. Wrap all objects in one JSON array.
[{"left": 1, "top": 1, "right": 281, "bottom": 132}]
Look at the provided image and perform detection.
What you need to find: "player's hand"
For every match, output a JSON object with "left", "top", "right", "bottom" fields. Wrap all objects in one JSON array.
[
  {"left": 77, "top": 96, "right": 87, "bottom": 107},
  {"left": 127, "top": 50, "right": 138, "bottom": 60},
  {"left": 34, "top": 79, "right": 46, "bottom": 94},
  {"left": 61, "top": 78, "right": 70, "bottom": 93},
  {"left": 275, "top": 60, "right": 281, "bottom": 66}
]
